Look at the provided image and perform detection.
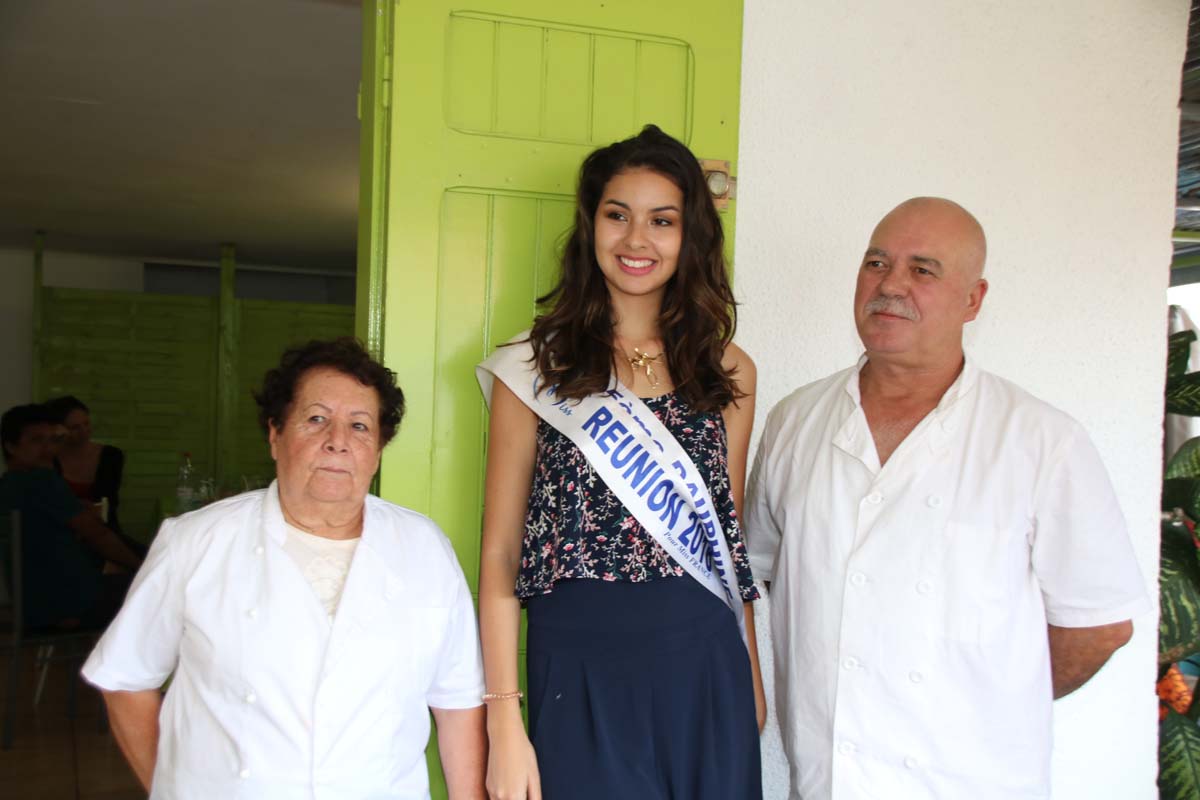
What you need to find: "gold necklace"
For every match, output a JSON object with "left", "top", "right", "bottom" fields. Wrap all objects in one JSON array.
[{"left": 627, "top": 347, "right": 664, "bottom": 388}]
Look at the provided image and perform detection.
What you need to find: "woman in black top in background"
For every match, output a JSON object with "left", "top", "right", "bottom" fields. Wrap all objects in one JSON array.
[{"left": 47, "top": 395, "right": 127, "bottom": 538}]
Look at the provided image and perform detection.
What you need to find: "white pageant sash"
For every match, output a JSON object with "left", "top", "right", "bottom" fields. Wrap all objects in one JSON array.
[{"left": 477, "top": 334, "right": 745, "bottom": 641}]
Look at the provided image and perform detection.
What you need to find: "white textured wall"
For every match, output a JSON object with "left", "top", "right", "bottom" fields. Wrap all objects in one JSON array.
[{"left": 735, "top": 2, "right": 1187, "bottom": 798}]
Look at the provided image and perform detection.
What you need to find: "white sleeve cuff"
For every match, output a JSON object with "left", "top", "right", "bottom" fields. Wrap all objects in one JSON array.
[
  {"left": 427, "top": 684, "right": 487, "bottom": 710},
  {"left": 80, "top": 657, "right": 170, "bottom": 693},
  {"left": 1044, "top": 593, "right": 1152, "bottom": 629}
]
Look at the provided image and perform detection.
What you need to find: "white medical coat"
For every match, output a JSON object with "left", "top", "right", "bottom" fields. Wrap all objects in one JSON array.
[
  {"left": 83, "top": 482, "right": 484, "bottom": 800},
  {"left": 746, "top": 358, "right": 1148, "bottom": 800}
]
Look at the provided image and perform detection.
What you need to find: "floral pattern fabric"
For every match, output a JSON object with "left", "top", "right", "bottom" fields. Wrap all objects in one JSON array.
[{"left": 516, "top": 391, "right": 760, "bottom": 602}]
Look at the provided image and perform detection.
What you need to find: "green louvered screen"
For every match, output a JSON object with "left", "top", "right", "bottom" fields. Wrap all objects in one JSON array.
[
  {"left": 232, "top": 299, "right": 356, "bottom": 485},
  {"left": 37, "top": 288, "right": 354, "bottom": 541},
  {"left": 38, "top": 288, "right": 219, "bottom": 542}
]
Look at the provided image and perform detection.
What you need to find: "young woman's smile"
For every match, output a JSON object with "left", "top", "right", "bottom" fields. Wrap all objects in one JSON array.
[{"left": 616, "top": 254, "right": 658, "bottom": 275}]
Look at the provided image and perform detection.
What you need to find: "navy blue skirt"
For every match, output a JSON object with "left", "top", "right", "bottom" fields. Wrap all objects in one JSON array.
[{"left": 526, "top": 577, "right": 762, "bottom": 800}]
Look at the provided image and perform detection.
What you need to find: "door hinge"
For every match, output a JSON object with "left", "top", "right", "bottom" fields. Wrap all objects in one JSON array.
[{"left": 380, "top": 52, "right": 393, "bottom": 110}]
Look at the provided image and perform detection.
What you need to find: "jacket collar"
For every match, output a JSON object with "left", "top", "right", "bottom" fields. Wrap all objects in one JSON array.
[
  {"left": 261, "top": 481, "right": 289, "bottom": 546},
  {"left": 835, "top": 352, "right": 980, "bottom": 467},
  {"left": 843, "top": 352, "right": 978, "bottom": 408},
  {"left": 258, "top": 483, "right": 407, "bottom": 674},
  {"left": 259, "top": 482, "right": 404, "bottom": 585}
]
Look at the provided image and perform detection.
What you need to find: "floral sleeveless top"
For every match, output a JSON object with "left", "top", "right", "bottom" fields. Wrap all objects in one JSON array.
[{"left": 516, "top": 391, "right": 759, "bottom": 602}]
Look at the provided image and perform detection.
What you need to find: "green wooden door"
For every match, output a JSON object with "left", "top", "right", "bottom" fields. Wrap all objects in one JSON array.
[{"left": 371, "top": 2, "right": 743, "bottom": 794}]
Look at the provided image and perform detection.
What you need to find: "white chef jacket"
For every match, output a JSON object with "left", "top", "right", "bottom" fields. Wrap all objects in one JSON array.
[
  {"left": 745, "top": 357, "right": 1149, "bottom": 800},
  {"left": 83, "top": 482, "right": 484, "bottom": 800}
]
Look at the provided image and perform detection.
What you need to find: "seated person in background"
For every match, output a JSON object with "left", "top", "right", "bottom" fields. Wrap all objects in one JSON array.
[
  {"left": 0, "top": 404, "right": 142, "bottom": 630},
  {"left": 46, "top": 394, "right": 146, "bottom": 559},
  {"left": 47, "top": 395, "right": 127, "bottom": 536}
]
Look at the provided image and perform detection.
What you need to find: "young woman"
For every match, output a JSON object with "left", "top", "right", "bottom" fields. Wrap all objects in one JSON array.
[{"left": 477, "top": 125, "right": 765, "bottom": 800}]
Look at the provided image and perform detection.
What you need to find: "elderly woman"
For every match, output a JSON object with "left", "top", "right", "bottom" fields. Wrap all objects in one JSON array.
[{"left": 83, "top": 338, "right": 486, "bottom": 799}]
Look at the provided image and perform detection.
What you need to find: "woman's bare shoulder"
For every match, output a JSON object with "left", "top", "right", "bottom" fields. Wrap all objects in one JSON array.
[{"left": 721, "top": 341, "right": 757, "bottom": 386}]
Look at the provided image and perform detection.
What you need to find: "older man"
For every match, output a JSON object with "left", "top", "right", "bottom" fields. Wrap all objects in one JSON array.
[{"left": 746, "top": 198, "right": 1149, "bottom": 799}]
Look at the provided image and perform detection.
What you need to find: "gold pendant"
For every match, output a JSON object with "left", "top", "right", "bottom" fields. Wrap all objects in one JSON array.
[{"left": 629, "top": 347, "right": 662, "bottom": 388}]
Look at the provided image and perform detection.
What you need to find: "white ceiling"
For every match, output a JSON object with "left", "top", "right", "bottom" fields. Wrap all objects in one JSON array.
[{"left": 0, "top": 0, "right": 361, "bottom": 270}]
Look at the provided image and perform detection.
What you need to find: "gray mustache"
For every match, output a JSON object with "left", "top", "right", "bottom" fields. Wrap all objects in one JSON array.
[{"left": 864, "top": 295, "right": 918, "bottom": 321}]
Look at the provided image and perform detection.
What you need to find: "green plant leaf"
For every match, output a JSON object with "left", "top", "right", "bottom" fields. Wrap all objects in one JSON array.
[
  {"left": 1170, "top": 331, "right": 1198, "bottom": 383},
  {"left": 1161, "top": 520, "right": 1200, "bottom": 664},
  {"left": 1160, "top": 708, "right": 1200, "bottom": 800},
  {"left": 1169, "top": 439, "right": 1200, "bottom": 481},
  {"left": 1168, "top": 373, "right": 1200, "bottom": 417}
]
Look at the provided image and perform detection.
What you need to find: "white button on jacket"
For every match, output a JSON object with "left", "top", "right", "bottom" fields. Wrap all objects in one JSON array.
[{"left": 83, "top": 483, "right": 485, "bottom": 800}]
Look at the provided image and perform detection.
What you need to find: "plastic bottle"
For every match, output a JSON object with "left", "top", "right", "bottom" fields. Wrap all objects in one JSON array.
[{"left": 176, "top": 452, "right": 197, "bottom": 512}]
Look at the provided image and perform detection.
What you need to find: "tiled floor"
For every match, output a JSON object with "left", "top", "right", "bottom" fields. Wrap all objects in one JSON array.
[{"left": 0, "top": 647, "right": 143, "bottom": 799}]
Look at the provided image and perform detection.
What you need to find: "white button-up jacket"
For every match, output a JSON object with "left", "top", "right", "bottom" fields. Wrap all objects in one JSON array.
[
  {"left": 84, "top": 483, "right": 484, "bottom": 800},
  {"left": 747, "top": 358, "right": 1148, "bottom": 800}
]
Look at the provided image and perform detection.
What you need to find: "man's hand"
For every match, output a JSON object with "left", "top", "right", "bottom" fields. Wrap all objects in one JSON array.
[{"left": 1048, "top": 620, "right": 1133, "bottom": 699}]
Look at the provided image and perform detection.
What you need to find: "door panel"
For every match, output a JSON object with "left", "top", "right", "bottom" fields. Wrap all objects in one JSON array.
[
  {"left": 428, "top": 188, "right": 572, "bottom": 591},
  {"left": 444, "top": 11, "right": 694, "bottom": 146}
]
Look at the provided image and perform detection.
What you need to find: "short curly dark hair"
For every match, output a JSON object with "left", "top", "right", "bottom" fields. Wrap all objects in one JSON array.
[{"left": 254, "top": 338, "right": 405, "bottom": 445}]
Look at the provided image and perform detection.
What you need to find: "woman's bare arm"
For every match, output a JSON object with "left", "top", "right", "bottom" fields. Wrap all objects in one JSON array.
[
  {"left": 722, "top": 343, "right": 766, "bottom": 732},
  {"left": 479, "top": 380, "right": 542, "bottom": 800}
]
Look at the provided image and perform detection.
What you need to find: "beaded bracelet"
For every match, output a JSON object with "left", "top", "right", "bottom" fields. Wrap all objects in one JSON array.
[{"left": 482, "top": 690, "right": 524, "bottom": 703}]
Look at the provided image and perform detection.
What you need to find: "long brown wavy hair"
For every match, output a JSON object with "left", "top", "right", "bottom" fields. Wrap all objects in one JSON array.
[{"left": 528, "top": 124, "right": 741, "bottom": 413}]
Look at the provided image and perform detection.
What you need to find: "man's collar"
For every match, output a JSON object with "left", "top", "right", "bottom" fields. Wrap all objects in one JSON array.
[
  {"left": 936, "top": 354, "right": 978, "bottom": 412},
  {"left": 844, "top": 352, "right": 979, "bottom": 412}
]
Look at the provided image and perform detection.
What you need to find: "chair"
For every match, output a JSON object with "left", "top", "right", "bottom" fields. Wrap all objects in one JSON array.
[{"left": 0, "top": 510, "right": 102, "bottom": 749}]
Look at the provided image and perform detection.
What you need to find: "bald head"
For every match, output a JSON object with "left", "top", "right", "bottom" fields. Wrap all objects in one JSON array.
[{"left": 873, "top": 197, "right": 987, "bottom": 280}]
